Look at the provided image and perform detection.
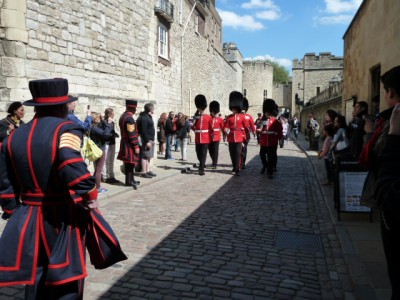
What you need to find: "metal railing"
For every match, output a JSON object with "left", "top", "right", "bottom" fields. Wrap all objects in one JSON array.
[
  {"left": 155, "top": 0, "right": 174, "bottom": 20},
  {"left": 307, "top": 81, "right": 343, "bottom": 106}
]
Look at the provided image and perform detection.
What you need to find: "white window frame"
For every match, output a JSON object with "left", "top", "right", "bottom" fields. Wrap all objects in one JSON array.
[{"left": 158, "top": 24, "right": 169, "bottom": 60}]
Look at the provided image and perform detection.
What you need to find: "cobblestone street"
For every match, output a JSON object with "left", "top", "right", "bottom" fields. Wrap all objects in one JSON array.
[{"left": 1, "top": 139, "right": 354, "bottom": 299}]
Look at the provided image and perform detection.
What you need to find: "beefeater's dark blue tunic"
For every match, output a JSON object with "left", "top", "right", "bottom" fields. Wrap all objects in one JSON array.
[{"left": 0, "top": 116, "right": 126, "bottom": 287}]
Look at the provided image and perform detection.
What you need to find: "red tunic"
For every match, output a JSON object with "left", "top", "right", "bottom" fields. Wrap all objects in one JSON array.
[
  {"left": 224, "top": 113, "right": 247, "bottom": 143},
  {"left": 211, "top": 116, "right": 224, "bottom": 142},
  {"left": 259, "top": 117, "right": 283, "bottom": 147},
  {"left": 117, "top": 111, "right": 140, "bottom": 164},
  {"left": 192, "top": 113, "right": 213, "bottom": 144},
  {"left": 243, "top": 113, "right": 256, "bottom": 140}
]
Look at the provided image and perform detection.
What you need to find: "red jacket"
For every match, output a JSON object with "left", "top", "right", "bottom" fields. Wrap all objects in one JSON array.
[
  {"left": 259, "top": 117, "right": 283, "bottom": 147},
  {"left": 192, "top": 113, "right": 213, "bottom": 144},
  {"left": 243, "top": 113, "right": 256, "bottom": 140},
  {"left": 211, "top": 116, "right": 224, "bottom": 142},
  {"left": 224, "top": 113, "right": 247, "bottom": 143}
]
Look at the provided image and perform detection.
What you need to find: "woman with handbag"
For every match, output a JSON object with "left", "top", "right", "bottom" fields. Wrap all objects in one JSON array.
[
  {"left": 89, "top": 112, "right": 112, "bottom": 193},
  {"left": 330, "top": 114, "right": 350, "bottom": 156}
]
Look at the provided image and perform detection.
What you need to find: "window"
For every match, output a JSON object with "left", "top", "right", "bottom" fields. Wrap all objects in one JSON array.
[
  {"left": 243, "top": 89, "right": 247, "bottom": 96},
  {"left": 158, "top": 24, "right": 169, "bottom": 59},
  {"left": 264, "top": 90, "right": 268, "bottom": 99},
  {"left": 195, "top": 16, "right": 199, "bottom": 34},
  {"left": 316, "top": 86, "right": 321, "bottom": 95}
]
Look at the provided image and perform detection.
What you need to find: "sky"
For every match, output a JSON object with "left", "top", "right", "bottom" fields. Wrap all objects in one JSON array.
[{"left": 217, "top": 0, "right": 363, "bottom": 71}]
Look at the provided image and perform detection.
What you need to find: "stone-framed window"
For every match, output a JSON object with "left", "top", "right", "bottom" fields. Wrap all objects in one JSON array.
[
  {"left": 263, "top": 90, "right": 268, "bottom": 99},
  {"left": 316, "top": 86, "right": 321, "bottom": 95},
  {"left": 243, "top": 89, "right": 247, "bottom": 96},
  {"left": 158, "top": 23, "right": 169, "bottom": 60}
]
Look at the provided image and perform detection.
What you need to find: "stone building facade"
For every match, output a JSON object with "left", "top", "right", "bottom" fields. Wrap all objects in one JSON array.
[
  {"left": 0, "top": 0, "right": 242, "bottom": 120},
  {"left": 292, "top": 52, "right": 343, "bottom": 117},
  {"left": 342, "top": 0, "right": 400, "bottom": 121},
  {"left": 272, "top": 82, "right": 292, "bottom": 112},
  {"left": 242, "top": 60, "right": 273, "bottom": 117}
]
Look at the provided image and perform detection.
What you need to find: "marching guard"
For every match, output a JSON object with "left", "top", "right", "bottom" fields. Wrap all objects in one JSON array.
[
  {"left": 241, "top": 97, "right": 256, "bottom": 169},
  {"left": 258, "top": 98, "right": 283, "bottom": 179},
  {"left": 192, "top": 95, "right": 213, "bottom": 176},
  {"left": 208, "top": 101, "right": 224, "bottom": 169},
  {"left": 0, "top": 78, "right": 126, "bottom": 299},
  {"left": 117, "top": 99, "right": 141, "bottom": 189},
  {"left": 224, "top": 91, "right": 248, "bottom": 176}
]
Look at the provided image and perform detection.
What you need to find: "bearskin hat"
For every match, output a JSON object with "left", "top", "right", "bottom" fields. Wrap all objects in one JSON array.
[
  {"left": 243, "top": 97, "right": 249, "bottom": 112},
  {"left": 263, "top": 98, "right": 277, "bottom": 114},
  {"left": 209, "top": 101, "right": 220, "bottom": 114},
  {"left": 195, "top": 94, "right": 207, "bottom": 110},
  {"left": 229, "top": 91, "right": 243, "bottom": 111}
]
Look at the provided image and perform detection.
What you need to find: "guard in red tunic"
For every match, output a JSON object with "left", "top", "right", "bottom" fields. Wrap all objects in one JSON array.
[
  {"left": 208, "top": 101, "right": 224, "bottom": 169},
  {"left": 117, "top": 99, "right": 140, "bottom": 189},
  {"left": 192, "top": 94, "right": 213, "bottom": 176},
  {"left": 258, "top": 98, "right": 283, "bottom": 179},
  {"left": 0, "top": 78, "right": 127, "bottom": 299},
  {"left": 224, "top": 91, "right": 247, "bottom": 176},
  {"left": 241, "top": 97, "right": 256, "bottom": 169}
]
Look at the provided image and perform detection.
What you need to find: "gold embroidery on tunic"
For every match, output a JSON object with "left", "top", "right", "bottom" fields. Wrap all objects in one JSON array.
[{"left": 59, "top": 133, "right": 81, "bottom": 151}]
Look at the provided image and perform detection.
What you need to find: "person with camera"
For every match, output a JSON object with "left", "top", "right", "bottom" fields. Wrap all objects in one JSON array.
[
  {"left": 307, "top": 112, "right": 320, "bottom": 151},
  {"left": 67, "top": 100, "right": 92, "bottom": 133},
  {"left": 192, "top": 95, "right": 213, "bottom": 176}
]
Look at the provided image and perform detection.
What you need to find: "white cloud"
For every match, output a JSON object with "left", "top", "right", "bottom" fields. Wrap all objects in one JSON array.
[
  {"left": 218, "top": 9, "right": 264, "bottom": 31},
  {"left": 255, "top": 10, "right": 281, "bottom": 21},
  {"left": 316, "top": 14, "right": 353, "bottom": 24},
  {"left": 245, "top": 55, "right": 292, "bottom": 69},
  {"left": 324, "top": 0, "right": 363, "bottom": 14},
  {"left": 242, "top": 0, "right": 278, "bottom": 10}
]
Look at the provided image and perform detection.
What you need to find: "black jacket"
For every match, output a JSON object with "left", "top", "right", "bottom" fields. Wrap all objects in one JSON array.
[{"left": 137, "top": 113, "right": 155, "bottom": 145}]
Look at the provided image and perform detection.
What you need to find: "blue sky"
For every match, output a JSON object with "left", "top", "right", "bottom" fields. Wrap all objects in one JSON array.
[{"left": 217, "top": 0, "right": 363, "bottom": 70}]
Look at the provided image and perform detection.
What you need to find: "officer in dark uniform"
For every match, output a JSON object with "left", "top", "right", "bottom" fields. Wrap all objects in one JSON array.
[
  {"left": 117, "top": 99, "right": 141, "bottom": 189},
  {"left": 0, "top": 78, "right": 126, "bottom": 299}
]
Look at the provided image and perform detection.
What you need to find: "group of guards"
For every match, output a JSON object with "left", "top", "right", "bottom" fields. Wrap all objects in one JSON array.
[{"left": 191, "top": 91, "right": 283, "bottom": 178}]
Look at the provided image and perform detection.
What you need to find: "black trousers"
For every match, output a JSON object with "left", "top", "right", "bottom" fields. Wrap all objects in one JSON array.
[
  {"left": 195, "top": 143, "right": 209, "bottom": 171},
  {"left": 228, "top": 142, "right": 242, "bottom": 172},
  {"left": 208, "top": 141, "right": 220, "bottom": 167},
  {"left": 124, "top": 163, "right": 136, "bottom": 185},
  {"left": 259, "top": 146, "right": 277, "bottom": 175},
  {"left": 241, "top": 140, "right": 249, "bottom": 167},
  {"left": 381, "top": 214, "right": 400, "bottom": 300}
]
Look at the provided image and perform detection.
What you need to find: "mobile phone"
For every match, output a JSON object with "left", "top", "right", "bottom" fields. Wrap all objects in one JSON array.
[{"left": 87, "top": 105, "right": 90, "bottom": 110}]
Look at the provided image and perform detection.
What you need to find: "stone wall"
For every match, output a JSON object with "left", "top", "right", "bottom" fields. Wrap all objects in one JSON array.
[
  {"left": 242, "top": 61, "right": 273, "bottom": 117},
  {"left": 291, "top": 53, "right": 343, "bottom": 118},
  {"left": 343, "top": 0, "right": 400, "bottom": 115},
  {"left": 272, "top": 82, "right": 292, "bottom": 110},
  {"left": 0, "top": 0, "right": 243, "bottom": 123}
]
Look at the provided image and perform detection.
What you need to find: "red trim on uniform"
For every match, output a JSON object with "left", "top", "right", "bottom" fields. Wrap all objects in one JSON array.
[
  {"left": 0, "top": 194, "right": 15, "bottom": 199},
  {"left": 82, "top": 187, "right": 98, "bottom": 201},
  {"left": 68, "top": 173, "right": 91, "bottom": 187},
  {"left": 0, "top": 207, "right": 33, "bottom": 271},
  {"left": 92, "top": 210, "right": 119, "bottom": 246},
  {"left": 2, "top": 209, "right": 13, "bottom": 214},
  {"left": 27, "top": 119, "right": 42, "bottom": 193},
  {"left": 126, "top": 104, "right": 137, "bottom": 108},
  {"left": 34, "top": 95, "right": 69, "bottom": 104},
  {"left": 47, "top": 227, "right": 70, "bottom": 269},
  {"left": 39, "top": 207, "right": 52, "bottom": 258},
  {"left": 46, "top": 273, "right": 87, "bottom": 286},
  {"left": 53, "top": 122, "right": 71, "bottom": 163},
  {"left": 58, "top": 157, "right": 84, "bottom": 170}
]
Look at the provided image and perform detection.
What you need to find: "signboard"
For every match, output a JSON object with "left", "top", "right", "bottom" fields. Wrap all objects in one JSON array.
[{"left": 334, "top": 153, "right": 372, "bottom": 221}]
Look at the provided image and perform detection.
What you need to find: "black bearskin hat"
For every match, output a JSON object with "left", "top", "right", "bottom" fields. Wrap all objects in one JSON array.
[
  {"left": 195, "top": 94, "right": 207, "bottom": 110},
  {"left": 263, "top": 98, "right": 277, "bottom": 114},
  {"left": 229, "top": 91, "right": 243, "bottom": 111},
  {"left": 209, "top": 101, "right": 220, "bottom": 114},
  {"left": 243, "top": 97, "right": 249, "bottom": 112}
]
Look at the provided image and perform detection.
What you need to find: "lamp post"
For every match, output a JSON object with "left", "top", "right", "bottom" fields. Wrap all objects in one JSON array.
[{"left": 181, "top": 0, "right": 208, "bottom": 116}]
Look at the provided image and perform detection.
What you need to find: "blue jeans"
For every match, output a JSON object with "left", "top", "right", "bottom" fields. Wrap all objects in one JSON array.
[{"left": 165, "top": 134, "right": 173, "bottom": 159}]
